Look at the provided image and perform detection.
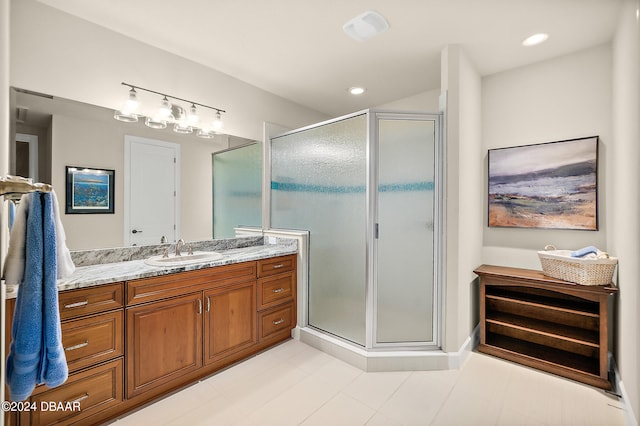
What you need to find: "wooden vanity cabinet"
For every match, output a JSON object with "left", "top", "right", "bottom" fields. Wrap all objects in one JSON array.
[
  {"left": 204, "top": 281, "right": 257, "bottom": 365},
  {"left": 4, "top": 254, "right": 297, "bottom": 425},
  {"left": 474, "top": 265, "right": 617, "bottom": 390},
  {"left": 6, "top": 282, "right": 125, "bottom": 426},
  {"left": 257, "top": 255, "right": 297, "bottom": 343},
  {"left": 126, "top": 292, "right": 203, "bottom": 398}
]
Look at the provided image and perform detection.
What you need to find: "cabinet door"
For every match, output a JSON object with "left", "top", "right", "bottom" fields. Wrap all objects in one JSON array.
[
  {"left": 204, "top": 281, "right": 257, "bottom": 365},
  {"left": 126, "top": 293, "right": 203, "bottom": 398}
]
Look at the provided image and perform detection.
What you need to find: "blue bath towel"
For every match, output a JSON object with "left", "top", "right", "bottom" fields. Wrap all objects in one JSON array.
[
  {"left": 571, "top": 246, "right": 599, "bottom": 258},
  {"left": 6, "top": 192, "right": 68, "bottom": 401}
]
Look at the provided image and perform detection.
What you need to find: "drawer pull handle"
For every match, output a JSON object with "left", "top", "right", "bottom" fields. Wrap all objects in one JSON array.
[
  {"left": 67, "top": 393, "right": 89, "bottom": 405},
  {"left": 273, "top": 318, "right": 285, "bottom": 325},
  {"left": 197, "top": 299, "right": 202, "bottom": 315},
  {"left": 64, "top": 341, "right": 89, "bottom": 351},
  {"left": 272, "top": 264, "right": 284, "bottom": 269},
  {"left": 272, "top": 288, "right": 285, "bottom": 293},
  {"left": 206, "top": 296, "right": 211, "bottom": 313},
  {"left": 64, "top": 300, "right": 89, "bottom": 309}
]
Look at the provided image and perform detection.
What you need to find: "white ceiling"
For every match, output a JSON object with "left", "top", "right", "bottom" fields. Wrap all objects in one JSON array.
[{"left": 37, "top": 0, "right": 623, "bottom": 117}]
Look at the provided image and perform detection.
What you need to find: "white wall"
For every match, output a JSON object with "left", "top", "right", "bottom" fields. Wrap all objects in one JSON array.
[
  {"left": 376, "top": 88, "right": 441, "bottom": 112},
  {"left": 9, "top": 0, "right": 329, "bottom": 249},
  {"left": 610, "top": 0, "right": 640, "bottom": 422},
  {"left": 482, "top": 44, "right": 612, "bottom": 269},
  {"left": 441, "top": 45, "right": 483, "bottom": 351},
  {"left": 10, "top": 0, "right": 328, "bottom": 144},
  {"left": 1, "top": 0, "right": 10, "bottom": 415}
]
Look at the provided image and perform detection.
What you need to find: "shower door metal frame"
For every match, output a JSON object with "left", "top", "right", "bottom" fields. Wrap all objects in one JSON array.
[{"left": 366, "top": 111, "right": 443, "bottom": 350}]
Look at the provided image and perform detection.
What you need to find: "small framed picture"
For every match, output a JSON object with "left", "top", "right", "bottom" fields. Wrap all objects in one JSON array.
[{"left": 65, "top": 166, "right": 115, "bottom": 214}]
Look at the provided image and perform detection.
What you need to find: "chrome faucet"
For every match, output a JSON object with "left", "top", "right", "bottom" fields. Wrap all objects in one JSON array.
[{"left": 175, "top": 239, "right": 185, "bottom": 256}]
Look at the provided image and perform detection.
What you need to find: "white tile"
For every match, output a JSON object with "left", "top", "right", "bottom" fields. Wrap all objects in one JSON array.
[
  {"left": 454, "top": 352, "right": 513, "bottom": 398},
  {"left": 221, "top": 361, "right": 310, "bottom": 411},
  {"left": 378, "top": 369, "right": 459, "bottom": 425},
  {"left": 300, "top": 393, "right": 376, "bottom": 426},
  {"left": 365, "top": 412, "right": 403, "bottom": 426},
  {"left": 165, "top": 394, "right": 249, "bottom": 426},
  {"left": 112, "top": 341, "right": 627, "bottom": 426},
  {"left": 497, "top": 407, "right": 547, "bottom": 426},
  {"left": 343, "top": 371, "right": 411, "bottom": 409},
  {"left": 432, "top": 387, "right": 502, "bottom": 426},
  {"left": 234, "top": 373, "right": 347, "bottom": 426}
]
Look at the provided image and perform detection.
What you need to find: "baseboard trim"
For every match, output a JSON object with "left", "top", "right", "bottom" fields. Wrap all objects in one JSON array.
[
  {"left": 293, "top": 325, "right": 480, "bottom": 373},
  {"left": 611, "top": 357, "right": 638, "bottom": 426}
]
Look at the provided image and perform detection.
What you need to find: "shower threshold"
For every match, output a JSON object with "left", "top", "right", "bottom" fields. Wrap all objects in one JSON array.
[{"left": 294, "top": 326, "right": 477, "bottom": 373}]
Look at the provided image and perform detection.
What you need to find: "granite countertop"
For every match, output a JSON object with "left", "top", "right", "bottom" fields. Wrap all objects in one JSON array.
[{"left": 4, "top": 237, "right": 297, "bottom": 299}]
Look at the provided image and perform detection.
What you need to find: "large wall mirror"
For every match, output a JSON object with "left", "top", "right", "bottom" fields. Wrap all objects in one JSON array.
[{"left": 9, "top": 87, "right": 256, "bottom": 250}]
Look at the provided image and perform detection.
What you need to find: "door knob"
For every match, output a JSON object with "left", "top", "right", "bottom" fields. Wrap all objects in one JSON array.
[{"left": 131, "top": 229, "right": 143, "bottom": 234}]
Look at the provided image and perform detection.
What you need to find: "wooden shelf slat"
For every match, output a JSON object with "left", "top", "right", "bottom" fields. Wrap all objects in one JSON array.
[
  {"left": 484, "top": 334, "right": 599, "bottom": 376},
  {"left": 486, "top": 294, "right": 599, "bottom": 318},
  {"left": 486, "top": 312, "right": 599, "bottom": 347}
]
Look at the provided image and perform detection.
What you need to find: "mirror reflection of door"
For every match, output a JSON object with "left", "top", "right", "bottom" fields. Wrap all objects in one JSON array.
[
  {"left": 15, "top": 133, "right": 39, "bottom": 181},
  {"left": 125, "top": 135, "right": 180, "bottom": 246}
]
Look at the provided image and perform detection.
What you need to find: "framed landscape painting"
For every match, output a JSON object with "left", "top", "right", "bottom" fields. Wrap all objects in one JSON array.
[
  {"left": 65, "top": 166, "right": 115, "bottom": 214},
  {"left": 488, "top": 136, "right": 598, "bottom": 230}
]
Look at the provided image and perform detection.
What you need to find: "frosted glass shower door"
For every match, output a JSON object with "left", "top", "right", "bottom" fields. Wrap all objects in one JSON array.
[
  {"left": 376, "top": 115, "right": 437, "bottom": 344},
  {"left": 271, "top": 114, "right": 367, "bottom": 345},
  {"left": 212, "top": 143, "right": 262, "bottom": 238}
]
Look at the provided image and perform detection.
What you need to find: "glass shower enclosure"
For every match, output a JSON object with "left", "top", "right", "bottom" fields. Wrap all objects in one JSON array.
[
  {"left": 270, "top": 110, "right": 441, "bottom": 349},
  {"left": 212, "top": 142, "right": 262, "bottom": 238}
]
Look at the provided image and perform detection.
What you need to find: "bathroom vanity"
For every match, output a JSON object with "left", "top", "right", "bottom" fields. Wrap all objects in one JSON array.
[{"left": 3, "top": 239, "right": 297, "bottom": 426}]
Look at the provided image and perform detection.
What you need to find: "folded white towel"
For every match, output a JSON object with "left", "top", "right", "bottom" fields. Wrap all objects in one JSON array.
[
  {"left": 3, "top": 193, "right": 31, "bottom": 285},
  {"left": 2, "top": 190, "right": 75, "bottom": 285},
  {"left": 51, "top": 191, "right": 75, "bottom": 278}
]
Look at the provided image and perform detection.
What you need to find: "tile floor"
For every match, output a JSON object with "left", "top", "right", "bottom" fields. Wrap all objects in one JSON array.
[{"left": 113, "top": 339, "right": 626, "bottom": 425}]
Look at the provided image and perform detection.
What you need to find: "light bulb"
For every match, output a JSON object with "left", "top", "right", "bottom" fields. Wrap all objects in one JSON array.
[
  {"left": 158, "top": 96, "right": 173, "bottom": 118},
  {"left": 187, "top": 104, "right": 200, "bottom": 125},
  {"left": 212, "top": 112, "right": 223, "bottom": 130},
  {"left": 125, "top": 88, "right": 139, "bottom": 112},
  {"left": 522, "top": 33, "right": 548, "bottom": 47}
]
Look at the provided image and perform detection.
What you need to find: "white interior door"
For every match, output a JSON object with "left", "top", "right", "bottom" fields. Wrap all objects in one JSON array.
[{"left": 125, "top": 136, "right": 180, "bottom": 246}]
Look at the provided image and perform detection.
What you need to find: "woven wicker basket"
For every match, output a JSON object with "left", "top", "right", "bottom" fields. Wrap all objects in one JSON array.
[{"left": 538, "top": 246, "right": 617, "bottom": 286}]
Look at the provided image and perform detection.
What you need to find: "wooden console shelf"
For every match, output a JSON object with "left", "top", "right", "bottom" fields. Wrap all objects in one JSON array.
[{"left": 474, "top": 264, "right": 617, "bottom": 390}]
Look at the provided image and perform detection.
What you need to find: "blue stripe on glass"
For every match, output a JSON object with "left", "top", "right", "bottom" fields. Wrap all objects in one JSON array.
[{"left": 271, "top": 181, "right": 434, "bottom": 193}]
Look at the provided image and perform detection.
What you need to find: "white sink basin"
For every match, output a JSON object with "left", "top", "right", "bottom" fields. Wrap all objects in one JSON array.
[{"left": 145, "top": 251, "right": 224, "bottom": 267}]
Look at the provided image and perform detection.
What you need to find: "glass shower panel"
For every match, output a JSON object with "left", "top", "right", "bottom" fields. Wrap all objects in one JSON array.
[
  {"left": 376, "top": 117, "right": 436, "bottom": 344},
  {"left": 212, "top": 143, "right": 262, "bottom": 238},
  {"left": 271, "top": 114, "right": 367, "bottom": 346}
]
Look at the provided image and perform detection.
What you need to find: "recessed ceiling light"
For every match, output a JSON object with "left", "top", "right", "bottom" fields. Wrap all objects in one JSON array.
[
  {"left": 349, "top": 87, "right": 366, "bottom": 95},
  {"left": 522, "top": 33, "right": 549, "bottom": 47}
]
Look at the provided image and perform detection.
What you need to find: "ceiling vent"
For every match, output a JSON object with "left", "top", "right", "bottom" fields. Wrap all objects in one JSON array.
[
  {"left": 343, "top": 11, "right": 389, "bottom": 42},
  {"left": 16, "top": 107, "right": 28, "bottom": 123}
]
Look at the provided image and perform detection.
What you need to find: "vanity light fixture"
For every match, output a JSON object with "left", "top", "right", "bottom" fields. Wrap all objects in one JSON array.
[
  {"left": 522, "top": 33, "right": 549, "bottom": 47},
  {"left": 114, "top": 83, "right": 226, "bottom": 138}
]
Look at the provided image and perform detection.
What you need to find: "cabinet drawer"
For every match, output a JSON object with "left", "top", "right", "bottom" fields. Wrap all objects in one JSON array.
[
  {"left": 127, "top": 262, "right": 256, "bottom": 305},
  {"left": 257, "top": 255, "right": 296, "bottom": 278},
  {"left": 62, "top": 311, "right": 124, "bottom": 373},
  {"left": 58, "top": 283, "right": 124, "bottom": 320},
  {"left": 25, "top": 358, "right": 123, "bottom": 426},
  {"left": 257, "top": 272, "right": 294, "bottom": 310},
  {"left": 258, "top": 303, "right": 295, "bottom": 341}
]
